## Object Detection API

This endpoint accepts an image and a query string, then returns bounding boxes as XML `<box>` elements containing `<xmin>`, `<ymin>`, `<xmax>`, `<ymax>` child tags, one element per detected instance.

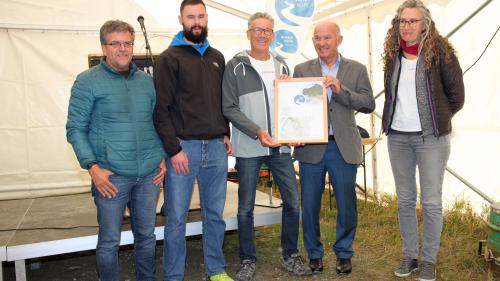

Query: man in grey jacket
<box><xmin>293</xmin><ymin>21</ymin><xmax>375</xmax><ymax>276</ymax></box>
<box><xmin>222</xmin><ymin>12</ymin><xmax>311</xmax><ymax>281</ymax></box>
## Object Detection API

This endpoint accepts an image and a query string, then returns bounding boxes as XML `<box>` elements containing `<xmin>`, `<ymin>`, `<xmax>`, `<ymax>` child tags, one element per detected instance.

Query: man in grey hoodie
<box><xmin>222</xmin><ymin>12</ymin><xmax>311</xmax><ymax>281</ymax></box>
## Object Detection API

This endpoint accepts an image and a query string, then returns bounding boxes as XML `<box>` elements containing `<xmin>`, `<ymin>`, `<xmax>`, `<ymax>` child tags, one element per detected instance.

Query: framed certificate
<box><xmin>274</xmin><ymin>77</ymin><xmax>328</xmax><ymax>143</ymax></box>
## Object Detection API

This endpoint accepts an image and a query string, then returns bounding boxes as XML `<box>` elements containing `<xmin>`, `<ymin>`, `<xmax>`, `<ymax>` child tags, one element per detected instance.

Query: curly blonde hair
<box><xmin>382</xmin><ymin>0</ymin><xmax>456</xmax><ymax>75</ymax></box>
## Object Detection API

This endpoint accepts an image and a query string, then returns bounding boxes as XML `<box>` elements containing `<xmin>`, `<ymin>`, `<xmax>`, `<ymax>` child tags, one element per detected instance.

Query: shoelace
<box><xmin>291</xmin><ymin>255</ymin><xmax>308</xmax><ymax>271</ymax></box>
<box><xmin>238</xmin><ymin>262</ymin><xmax>255</xmax><ymax>278</ymax></box>
<box><xmin>400</xmin><ymin>258</ymin><xmax>414</xmax><ymax>269</ymax></box>
<box><xmin>421</xmin><ymin>262</ymin><xmax>434</xmax><ymax>272</ymax></box>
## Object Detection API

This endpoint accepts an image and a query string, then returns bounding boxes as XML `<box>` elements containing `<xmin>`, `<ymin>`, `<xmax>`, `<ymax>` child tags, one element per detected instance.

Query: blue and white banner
<box><xmin>267</xmin><ymin>0</ymin><xmax>316</xmax><ymax>68</ymax></box>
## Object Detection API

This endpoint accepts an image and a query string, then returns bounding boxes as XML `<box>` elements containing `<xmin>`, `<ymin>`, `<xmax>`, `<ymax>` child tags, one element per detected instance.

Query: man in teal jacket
<box><xmin>66</xmin><ymin>20</ymin><xmax>166</xmax><ymax>281</ymax></box>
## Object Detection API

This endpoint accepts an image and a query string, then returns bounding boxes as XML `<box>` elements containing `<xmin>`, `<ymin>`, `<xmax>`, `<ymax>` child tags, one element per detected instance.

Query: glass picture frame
<box><xmin>274</xmin><ymin>77</ymin><xmax>328</xmax><ymax>143</ymax></box>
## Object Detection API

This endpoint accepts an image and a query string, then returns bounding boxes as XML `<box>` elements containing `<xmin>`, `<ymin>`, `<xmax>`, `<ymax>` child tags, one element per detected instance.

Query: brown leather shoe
<box><xmin>336</xmin><ymin>258</ymin><xmax>352</xmax><ymax>275</ymax></box>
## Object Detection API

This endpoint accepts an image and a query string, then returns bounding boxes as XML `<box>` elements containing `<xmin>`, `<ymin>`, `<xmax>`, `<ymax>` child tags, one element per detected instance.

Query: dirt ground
<box><xmin>2</xmin><ymin>228</ymin><xmax>376</xmax><ymax>281</ymax></box>
<box><xmin>1</xmin><ymin>230</ymin><xmax>331</xmax><ymax>281</ymax></box>
<box><xmin>2</xmin><ymin>196</ymin><xmax>492</xmax><ymax>281</ymax></box>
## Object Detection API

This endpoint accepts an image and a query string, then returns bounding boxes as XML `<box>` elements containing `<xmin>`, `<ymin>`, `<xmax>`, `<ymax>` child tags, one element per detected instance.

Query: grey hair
<box><xmin>99</xmin><ymin>20</ymin><xmax>135</xmax><ymax>45</ymax></box>
<box><xmin>247</xmin><ymin>12</ymin><xmax>274</xmax><ymax>29</ymax></box>
<box><xmin>396</xmin><ymin>0</ymin><xmax>433</xmax><ymax>48</ymax></box>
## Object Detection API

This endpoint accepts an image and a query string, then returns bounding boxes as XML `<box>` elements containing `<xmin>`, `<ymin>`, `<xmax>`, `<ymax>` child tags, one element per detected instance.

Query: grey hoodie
<box><xmin>222</xmin><ymin>51</ymin><xmax>290</xmax><ymax>158</ymax></box>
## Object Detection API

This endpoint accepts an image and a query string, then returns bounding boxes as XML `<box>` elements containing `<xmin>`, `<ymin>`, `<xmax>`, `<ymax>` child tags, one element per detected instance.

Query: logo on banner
<box><xmin>271</xmin><ymin>30</ymin><xmax>298</xmax><ymax>58</ymax></box>
<box><xmin>275</xmin><ymin>0</ymin><xmax>314</xmax><ymax>26</ymax></box>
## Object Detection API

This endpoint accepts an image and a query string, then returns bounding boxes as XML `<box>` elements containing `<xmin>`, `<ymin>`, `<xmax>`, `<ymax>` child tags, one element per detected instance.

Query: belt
<box><xmin>388</xmin><ymin>129</ymin><xmax>422</xmax><ymax>135</ymax></box>
<box><xmin>328</xmin><ymin>135</ymin><xmax>335</xmax><ymax>140</ymax></box>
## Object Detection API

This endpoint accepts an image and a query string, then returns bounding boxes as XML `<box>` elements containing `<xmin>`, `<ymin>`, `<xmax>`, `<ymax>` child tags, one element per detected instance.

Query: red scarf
<box><xmin>400</xmin><ymin>40</ymin><xmax>419</xmax><ymax>55</ymax></box>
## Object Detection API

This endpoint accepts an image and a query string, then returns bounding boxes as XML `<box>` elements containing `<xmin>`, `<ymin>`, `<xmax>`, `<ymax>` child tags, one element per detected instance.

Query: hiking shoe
<box><xmin>309</xmin><ymin>258</ymin><xmax>323</xmax><ymax>274</ymax></box>
<box><xmin>394</xmin><ymin>257</ymin><xmax>418</xmax><ymax>277</ymax></box>
<box><xmin>336</xmin><ymin>258</ymin><xmax>352</xmax><ymax>276</ymax></box>
<box><xmin>236</xmin><ymin>260</ymin><xmax>256</xmax><ymax>281</ymax></box>
<box><xmin>281</xmin><ymin>253</ymin><xmax>312</xmax><ymax>276</ymax></box>
<box><xmin>418</xmin><ymin>261</ymin><xmax>436</xmax><ymax>281</ymax></box>
<box><xmin>209</xmin><ymin>271</ymin><xmax>234</xmax><ymax>281</ymax></box>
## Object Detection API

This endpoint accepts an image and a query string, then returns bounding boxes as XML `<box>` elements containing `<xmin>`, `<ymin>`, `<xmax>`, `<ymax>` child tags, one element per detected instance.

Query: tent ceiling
<box><xmin>204</xmin><ymin>0</ymin><xmax>251</xmax><ymax>20</ymax></box>
<box><xmin>314</xmin><ymin>0</ymin><xmax>385</xmax><ymax>22</ymax></box>
<box><xmin>204</xmin><ymin>0</ymin><xmax>368</xmax><ymax>22</ymax></box>
<box><xmin>0</xmin><ymin>0</ymin><xmax>372</xmax><ymax>32</ymax></box>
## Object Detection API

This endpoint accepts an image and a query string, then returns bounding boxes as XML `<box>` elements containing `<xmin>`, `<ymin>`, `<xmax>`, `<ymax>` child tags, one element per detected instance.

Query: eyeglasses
<box><xmin>248</xmin><ymin>28</ymin><xmax>273</xmax><ymax>36</ymax></box>
<box><xmin>399</xmin><ymin>19</ymin><xmax>423</xmax><ymax>27</ymax></box>
<box><xmin>103</xmin><ymin>41</ymin><xmax>134</xmax><ymax>49</ymax></box>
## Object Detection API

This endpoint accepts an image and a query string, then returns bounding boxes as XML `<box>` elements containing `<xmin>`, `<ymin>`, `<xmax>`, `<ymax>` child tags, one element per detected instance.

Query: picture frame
<box><xmin>274</xmin><ymin>77</ymin><xmax>328</xmax><ymax>144</ymax></box>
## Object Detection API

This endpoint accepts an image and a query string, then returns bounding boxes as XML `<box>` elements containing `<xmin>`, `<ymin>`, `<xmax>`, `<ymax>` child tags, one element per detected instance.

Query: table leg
<box><xmin>363</xmin><ymin>145</ymin><xmax>367</xmax><ymax>202</ymax></box>
<box><xmin>15</xmin><ymin>260</ymin><xmax>26</xmax><ymax>281</ymax></box>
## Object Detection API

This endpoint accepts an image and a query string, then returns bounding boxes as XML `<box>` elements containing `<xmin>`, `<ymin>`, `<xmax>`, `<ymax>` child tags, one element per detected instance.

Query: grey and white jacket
<box><xmin>222</xmin><ymin>51</ymin><xmax>290</xmax><ymax>158</ymax></box>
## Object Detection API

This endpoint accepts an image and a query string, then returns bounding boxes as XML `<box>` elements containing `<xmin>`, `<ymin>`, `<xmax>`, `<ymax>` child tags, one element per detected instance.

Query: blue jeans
<box><xmin>388</xmin><ymin>133</ymin><xmax>450</xmax><ymax>264</ymax></box>
<box><xmin>92</xmin><ymin>169</ymin><xmax>160</xmax><ymax>281</ymax></box>
<box><xmin>235</xmin><ymin>151</ymin><xmax>300</xmax><ymax>262</ymax></box>
<box><xmin>299</xmin><ymin>140</ymin><xmax>357</xmax><ymax>260</ymax></box>
<box><xmin>163</xmin><ymin>139</ymin><xmax>228</xmax><ymax>281</ymax></box>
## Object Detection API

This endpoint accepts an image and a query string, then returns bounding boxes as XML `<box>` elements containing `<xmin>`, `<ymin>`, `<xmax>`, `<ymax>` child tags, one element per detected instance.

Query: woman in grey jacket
<box><xmin>381</xmin><ymin>1</ymin><xmax>464</xmax><ymax>281</ymax></box>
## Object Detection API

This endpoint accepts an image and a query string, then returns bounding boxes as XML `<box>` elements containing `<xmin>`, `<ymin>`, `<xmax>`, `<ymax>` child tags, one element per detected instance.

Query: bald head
<box><xmin>312</xmin><ymin>21</ymin><xmax>343</xmax><ymax>66</ymax></box>
<box><xmin>314</xmin><ymin>21</ymin><xmax>341</xmax><ymax>37</ymax></box>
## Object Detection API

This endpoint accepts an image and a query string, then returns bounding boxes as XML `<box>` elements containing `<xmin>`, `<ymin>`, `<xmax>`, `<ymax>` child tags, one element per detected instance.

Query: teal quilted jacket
<box><xmin>66</xmin><ymin>59</ymin><xmax>165</xmax><ymax>177</ymax></box>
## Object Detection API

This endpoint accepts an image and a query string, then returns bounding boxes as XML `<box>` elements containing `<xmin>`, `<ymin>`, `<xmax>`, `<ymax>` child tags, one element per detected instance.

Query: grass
<box><xmin>232</xmin><ymin>183</ymin><xmax>492</xmax><ymax>280</ymax></box>
<box><xmin>3</xmin><ymin>182</ymin><xmax>492</xmax><ymax>280</ymax></box>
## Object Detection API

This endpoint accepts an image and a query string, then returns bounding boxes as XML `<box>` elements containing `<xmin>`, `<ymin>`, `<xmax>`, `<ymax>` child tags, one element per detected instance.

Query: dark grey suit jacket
<box><xmin>293</xmin><ymin>55</ymin><xmax>375</xmax><ymax>164</ymax></box>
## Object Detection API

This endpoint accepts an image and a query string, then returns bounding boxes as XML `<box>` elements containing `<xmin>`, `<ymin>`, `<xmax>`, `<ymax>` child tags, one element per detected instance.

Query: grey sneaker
<box><xmin>236</xmin><ymin>260</ymin><xmax>256</xmax><ymax>281</ymax></box>
<box><xmin>281</xmin><ymin>253</ymin><xmax>313</xmax><ymax>276</ymax></box>
<box><xmin>394</xmin><ymin>257</ymin><xmax>418</xmax><ymax>277</ymax></box>
<box><xmin>418</xmin><ymin>261</ymin><xmax>436</xmax><ymax>281</ymax></box>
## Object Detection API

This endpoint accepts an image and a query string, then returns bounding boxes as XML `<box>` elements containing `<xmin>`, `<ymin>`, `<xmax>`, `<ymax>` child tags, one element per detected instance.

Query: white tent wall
<box><xmin>0</xmin><ymin>0</ymin><xmax>499</xmax><ymax>211</ymax></box>
<box><xmin>0</xmin><ymin>0</ymin><xmax>250</xmax><ymax>199</ymax></box>
<box><xmin>297</xmin><ymin>0</ymin><xmax>500</xmax><ymax>212</ymax></box>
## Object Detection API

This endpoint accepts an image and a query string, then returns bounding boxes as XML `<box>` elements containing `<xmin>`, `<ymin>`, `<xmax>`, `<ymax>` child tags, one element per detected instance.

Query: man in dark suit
<box><xmin>293</xmin><ymin>20</ymin><xmax>375</xmax><ymax>276</ymax></box>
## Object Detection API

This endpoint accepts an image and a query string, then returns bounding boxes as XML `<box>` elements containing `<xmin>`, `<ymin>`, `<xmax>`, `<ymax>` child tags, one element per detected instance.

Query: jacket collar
<box><xmin>310</xmin><ymin>54</ymin><xmax>348</xmax><ymax>79</ymax></box>
<box><xmin>234</xmin><ymin>50</ymin><xmax>287</xmax><ymax>65</ymax></box>
<box><xmin>99</xmin><ymin>58</ymin><xmax>138</xmax><ymax>77</ymax></box>
<box><xmin>232</xmin><ymin>50</ymin><xmax>289</xmax><ymax>76</ymax></box>
<box><xmin>169</xmin><ymin>31</ymin><xmax>210</xmax><ymax>55</ymax></box>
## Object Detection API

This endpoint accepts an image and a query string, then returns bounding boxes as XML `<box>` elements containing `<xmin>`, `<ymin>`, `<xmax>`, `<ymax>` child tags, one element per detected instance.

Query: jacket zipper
<box><xmin>387</xmin><ymin>55</ymin><xmax>403</xmax><ymax>133</ymax></box>
<box><xmin>425</xmin><ymin>72</ymin><xmax>439</xmax><ymax>137</ymax></box>
<box><xmin>241</xmin><ymin>60</ymin><xmax>273</xmax><ymax>155</ymax></box>
<box><xmin>126</xmin><ymin>73</ymin><xmax>141</xmax><ymax>176</ymax></box>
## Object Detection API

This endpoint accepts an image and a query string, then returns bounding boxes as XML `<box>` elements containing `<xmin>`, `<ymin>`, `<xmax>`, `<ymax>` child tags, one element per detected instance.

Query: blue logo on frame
<box><xmin>294</xmin><ymin>95</ymin><xmax>306</xmax><ymax>105</ymax></box>
<box><xmin>271</xmin><ymin>30</ymin><xmax>298</xmax><ymax>56</ymax></box>
<box><xmin>275</xmin><ymin>0</ymin><xmax>315</xmax><ymax>26</ymax></box>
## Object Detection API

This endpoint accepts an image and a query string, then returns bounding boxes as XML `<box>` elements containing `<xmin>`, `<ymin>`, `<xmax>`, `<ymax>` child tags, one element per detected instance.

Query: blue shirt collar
<box><xmin>319</xmin><ymin>55</ymin><xmax>341</xmax><ymax>75</ymax></box>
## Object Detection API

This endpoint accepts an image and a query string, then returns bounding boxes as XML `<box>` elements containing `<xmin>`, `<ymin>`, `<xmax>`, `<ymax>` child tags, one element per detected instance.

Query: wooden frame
<box><xmin>274</xmin><ymin>77</ymin><xmax>328</xmax><ymax>143</ymax></box>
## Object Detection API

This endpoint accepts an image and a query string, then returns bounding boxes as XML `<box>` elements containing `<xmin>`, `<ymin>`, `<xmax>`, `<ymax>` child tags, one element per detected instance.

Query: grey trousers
<box><xmin>388</xmin><ymin>133</ymin><xmax>450</xmax><ymax>264</ymax></box>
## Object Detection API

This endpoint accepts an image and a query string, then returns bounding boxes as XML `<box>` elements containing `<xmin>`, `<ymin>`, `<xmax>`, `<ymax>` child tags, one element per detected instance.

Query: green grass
<box><xmin>227</xmin><ymin>184</ymin><xmax>492</xmax><ymax>280</ymax></box>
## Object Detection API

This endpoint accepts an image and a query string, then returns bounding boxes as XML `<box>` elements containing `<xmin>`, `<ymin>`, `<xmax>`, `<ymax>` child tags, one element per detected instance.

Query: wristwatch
<box><xmin>87</xmin><ymin>162</ymin><xmax>97</xmax><ymax>170</ymax></box>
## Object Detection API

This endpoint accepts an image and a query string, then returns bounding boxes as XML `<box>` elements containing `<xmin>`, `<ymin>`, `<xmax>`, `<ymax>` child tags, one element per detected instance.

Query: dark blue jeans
<box><xmin>235</xmin><ymin>151</ymin><xmax>300</xmax><ymax>262</ymax></box>
<box><xmin>92</xmin><ymin>169</ymin><xmax>160</xmax><ymax>281</ymax></box>
<box><xmin>299</xmin><ymin>140</ymin><xmax>357</xmax><ymax>260</ymax></box>
<box><xmin>163</xmin><ymin>139</ymin><xmax>228</xmax><ymax>281</ymax></box>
